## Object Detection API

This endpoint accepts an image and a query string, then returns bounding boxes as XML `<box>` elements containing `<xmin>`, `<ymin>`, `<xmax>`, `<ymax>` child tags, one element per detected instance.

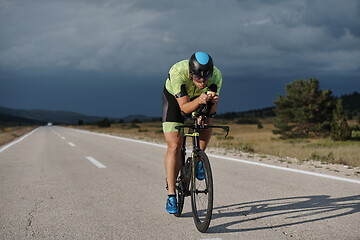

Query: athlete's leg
<box><xmin>199</xmin><ymin>118</ymin><xmax>213</xmax><ymax>151</ymax></box>
<box><xmin>164</xmin><ymin>131</ymin><xmax>183</xmax><ymax>195</ymax></box>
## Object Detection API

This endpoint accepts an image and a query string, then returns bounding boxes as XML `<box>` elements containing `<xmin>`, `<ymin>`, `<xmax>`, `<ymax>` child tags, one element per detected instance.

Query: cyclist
<box><xmin>162</xmin><ymin>52</ymin><xmax>222</xmax><ymax>214</ymax></box>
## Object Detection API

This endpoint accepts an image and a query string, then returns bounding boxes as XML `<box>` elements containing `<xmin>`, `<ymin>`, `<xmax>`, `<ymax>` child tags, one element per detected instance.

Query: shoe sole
<box><xmin>167</xmin><ymin>210</ymin><xmax>178</xmax><ymax>214</ymax></box>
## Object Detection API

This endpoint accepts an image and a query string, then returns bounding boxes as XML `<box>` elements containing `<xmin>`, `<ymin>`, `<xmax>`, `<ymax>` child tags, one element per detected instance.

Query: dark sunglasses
<box><xmin>193</xmin><ymin>74</ymin><xmax>211</xmax><ymax>82</ymax></box>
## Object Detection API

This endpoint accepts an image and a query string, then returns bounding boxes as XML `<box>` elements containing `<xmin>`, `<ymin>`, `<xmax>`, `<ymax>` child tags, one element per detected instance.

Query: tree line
<box><xmin>76</xmin><ymin>78</ymin><xmax>359</xmax><ymax>142</ymax></box>
<box><xmin>273</xmin><ymin>78</ymin><xmax>358</xmax><ymax>141</ymax></box>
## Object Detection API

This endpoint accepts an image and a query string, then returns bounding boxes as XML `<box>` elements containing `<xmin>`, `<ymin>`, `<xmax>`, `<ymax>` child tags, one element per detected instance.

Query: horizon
<box><xmin>1</xmin><ymin>90</ymin><xmax>358</xmax><ymax>119</ymax></box>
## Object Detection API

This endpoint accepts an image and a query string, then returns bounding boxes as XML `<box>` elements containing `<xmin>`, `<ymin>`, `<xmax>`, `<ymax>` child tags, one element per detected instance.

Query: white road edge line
<box><xmin>0</xmin><ymin>128</ymin><xmax>39</xmax><ymax>153</ymax></box>
<box><xmin>68</xmin><ymin>127</ymin><xmax>360</xmax><ymax>185</ymax></box>
<box><xmin>86</xmin><ymin>156</ymin><xmax>107</xmax><ymax>168</ymax></box>
<box><xmin>207</xmin><ymin>153</ymin><xmax>360</xmax><ymax>185</ymax></box>
<box><xmin>68</xmin><ymin>142</ymin><xmax>76</xmax><ymax>147</ymax></box>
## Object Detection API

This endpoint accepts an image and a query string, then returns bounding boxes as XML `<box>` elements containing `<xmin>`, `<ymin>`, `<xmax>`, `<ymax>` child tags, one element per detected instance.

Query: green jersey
<box><xmin>165</xmin><ymin>60</ymin><xmax>222</xmax><ymax>99</ymax></box>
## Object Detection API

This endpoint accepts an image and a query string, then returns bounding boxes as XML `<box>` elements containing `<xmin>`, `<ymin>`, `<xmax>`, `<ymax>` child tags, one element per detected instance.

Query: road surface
<box><xmin>0</xmin><ymin>126</ymin><xmax>359</xmax><ymax>239</ymax></box>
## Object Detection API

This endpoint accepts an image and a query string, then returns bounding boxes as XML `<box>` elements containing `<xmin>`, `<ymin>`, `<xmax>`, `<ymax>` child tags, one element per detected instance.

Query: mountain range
<box><xmin>0</xmin><ymin>106</ymin><xmax>158</xmax><ymax>126</ymax></box>
<box><xmin>1</xmin><ymin>92</ymin><xmax>358</xmax><ymax>126</ymax></box>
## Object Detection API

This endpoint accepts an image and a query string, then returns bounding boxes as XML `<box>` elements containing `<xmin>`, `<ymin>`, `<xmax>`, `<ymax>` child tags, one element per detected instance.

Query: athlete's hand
<box><xmin>207</xmin><ymin>91</ymin><xmax>216</xmax><ymax>99</ymax></box>
<box><xmin>210</xmin><ymin>95</ymin><xmax>219</xmax><ymax>104</ymax></box>
<box><xmin>197</xmin><ymin>93</ymin><xmax>210</xmax><ymax>104</ymax></box>
<box><xmin>207</xmin><ymin>91</ymin><xmax>218</xmax><ymax>104</ymax></box>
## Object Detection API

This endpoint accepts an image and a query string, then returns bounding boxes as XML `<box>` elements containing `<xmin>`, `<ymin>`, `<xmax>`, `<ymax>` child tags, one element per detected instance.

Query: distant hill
<box><xmin>216</xmin><ymin>91</ymin><xmax>360</xmax><ymax>121</ymax></box>
<box><xmin>217</xmin><ymin>107</ymin><xmax>275</xmax><ymax>120</ymax></box>
<box><xmin>121</xmin><ymin>115</ymin><xmax>161</xmax><ymax>123</ymax></box>
<box><xmin>1</xmin><ymin>91</ymin><xmax>358</xmax><ymax>126</ymax></box>
<box><xmin>0</xmin><ymin>113</ymin><xmax>46</xmax><ymax>127</ymax></box>
<box><xmin>0</xmin><ymin>106</ymin><xmax>159</xmax><ymax>125</ymax></box>
<box><xmin>0</xmin><ymin>106</ymin><xmax>107</xmax><ymax>125</ymax></box>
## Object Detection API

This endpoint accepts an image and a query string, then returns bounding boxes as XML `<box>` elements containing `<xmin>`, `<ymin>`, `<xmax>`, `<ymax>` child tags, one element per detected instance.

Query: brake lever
<box><xmin>193</xmin><ymin>104</ymin><xmax>207</xmax><ymax>119</ymax></box>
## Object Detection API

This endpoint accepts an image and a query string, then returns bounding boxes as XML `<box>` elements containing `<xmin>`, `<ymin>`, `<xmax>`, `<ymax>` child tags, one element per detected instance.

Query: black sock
<box><xmin>168</xmin><ymin>194</ymin><xmax>176</xmax><ymax>198</ymax></box>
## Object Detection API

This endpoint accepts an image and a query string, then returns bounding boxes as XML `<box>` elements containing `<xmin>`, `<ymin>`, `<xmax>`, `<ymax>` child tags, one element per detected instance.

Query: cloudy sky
<box><xmin>1</xmin><ymin>0</ymin><xmax>359</xmax><ymax>118</ymax></box>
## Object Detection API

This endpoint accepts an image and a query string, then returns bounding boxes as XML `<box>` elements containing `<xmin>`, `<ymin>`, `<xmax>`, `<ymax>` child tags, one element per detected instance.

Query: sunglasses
<box><xmin>192</xmin><ymin>74</ymin><xmax>211</xmax><ymax>82</ymax></box>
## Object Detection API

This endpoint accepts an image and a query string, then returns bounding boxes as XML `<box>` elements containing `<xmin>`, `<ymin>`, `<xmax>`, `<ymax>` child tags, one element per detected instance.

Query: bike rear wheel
<box><xmin>175</xmin><ymin>155</ymin><xmax>191</xmax><ymax>217</ymax></box>
<box><xmin>191</xmin><ymin>151</ymin><xmax>213</xmax><ymax>232</ymax></box>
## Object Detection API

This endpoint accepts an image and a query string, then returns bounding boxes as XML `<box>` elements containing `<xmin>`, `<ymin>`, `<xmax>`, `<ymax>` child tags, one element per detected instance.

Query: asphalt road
<box><xmin>0</xmin><ymin>126</ymin><xmax>359</xmax><ymax>240</ymax></box>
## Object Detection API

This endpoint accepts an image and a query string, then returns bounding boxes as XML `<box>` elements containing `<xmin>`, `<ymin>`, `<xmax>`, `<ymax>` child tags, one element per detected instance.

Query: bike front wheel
<box><xmin>191</xmin><ymin>150</ymin><xmax>213</xmax><ymax>233</ymax></box>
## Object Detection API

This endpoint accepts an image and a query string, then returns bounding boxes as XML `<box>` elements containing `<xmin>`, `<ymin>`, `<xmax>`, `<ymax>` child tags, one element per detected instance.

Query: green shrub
<box><xmin>96</xmin><ymin>118</ymin><xmax>111</xmax><ymax>128</ymax></box>
<box><xmin>235</xmin><ymin>143</ymin><xmax>255</xmax><ymax>153</ymax></box>
<box><xmin>236</xmin><ymin>118</ymin><xmax>260</xmax><ymax>124</ymax></box>
<box><xmin>121</xmin><ymin>123</ymin><xmax>140</xmax><ymax>129</ymax></box>
<box><xmin>331</xmin><ymin>99</ymin><xmax>351</xmax><ymax>141</ymax></box>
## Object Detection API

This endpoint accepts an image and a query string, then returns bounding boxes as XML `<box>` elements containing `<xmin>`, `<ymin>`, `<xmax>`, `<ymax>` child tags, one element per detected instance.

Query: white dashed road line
<box><xmin>86</xmin><ymin>156</ymin><xmax>107</xmax><ymax>168</ymax></box>
<box><xmin>54</xmin><ymin>130</ymin><xmax>106</xmax><ymax>169</ymax></box>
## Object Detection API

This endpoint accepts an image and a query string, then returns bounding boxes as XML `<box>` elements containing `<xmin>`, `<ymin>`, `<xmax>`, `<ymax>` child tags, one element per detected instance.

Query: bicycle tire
<box><xmin>174</xmin><ymin>150</ymin><xmax>190</xmax><ymax>217</ymax></box>
<box><xmin>174</xmin><ymin>167</ymin><xmax>185</xmax><ymax>217</ymax></box>
<box><xmin>191</xmin><ymin>150</ymin><xmax>213</xmax><ymax>232</ymax></box>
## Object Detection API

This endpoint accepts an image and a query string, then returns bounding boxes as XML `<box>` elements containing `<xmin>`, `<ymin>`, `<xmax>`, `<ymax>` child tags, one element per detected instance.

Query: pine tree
<box><xmin>273</xmin><ymin>78</ymin><xmax>335</xmax><ymax>138</ymax></box>
<box><xmin>331</xmin><ymin>99</ymin><xmax>351</xmax><ymax>141</ymax></box>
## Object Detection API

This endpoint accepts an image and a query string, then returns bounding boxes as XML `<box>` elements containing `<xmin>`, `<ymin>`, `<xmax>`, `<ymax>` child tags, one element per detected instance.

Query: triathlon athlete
<box><xmin>162</xmin><ymin>52</ymin><xmax>223</xmax><ymax>214</ymax></box>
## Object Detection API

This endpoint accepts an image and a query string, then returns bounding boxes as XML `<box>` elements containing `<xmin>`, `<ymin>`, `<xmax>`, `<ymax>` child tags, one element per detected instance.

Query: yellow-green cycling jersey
<box><xmin>165</xmin><ymin>60</ymin><xmax>222</xmax><ymax>99</ymax></box>
<box><xmin>162</xmin><ymin>59</ymin><xmax>223</xmax><ymax>133</ymax></box>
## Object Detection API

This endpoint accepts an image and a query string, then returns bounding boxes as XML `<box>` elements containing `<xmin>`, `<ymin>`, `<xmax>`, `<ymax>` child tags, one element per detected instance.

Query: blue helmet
<box><xmin>189</xmin><ymin>52</ymin><xmax>214</xmax><ymax>78</ymax></box>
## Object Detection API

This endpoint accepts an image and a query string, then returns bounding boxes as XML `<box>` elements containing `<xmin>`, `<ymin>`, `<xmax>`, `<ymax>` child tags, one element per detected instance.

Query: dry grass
<box><xmin>74</xmin><ymin>122</ymin><xmax>166</xmax><ymax>143</ymax></box>
<box><xmin>73</xmin><ymin>120</ymin><xmax>360</xmax><ymax>167</ymax></box>
<box><xmin>0</xmin><ymin>126</ymin><xmax>37</xmax><ymax>147</ymax></box>
<box><xmin>2</xmin><ymin>121</ymin><xmax>358</xmax><ymax>168</ymax></box>
<box><xmin>211</xmin><ymin>121</ymin><xmax>360</xmax><ymax>167</ymax></box>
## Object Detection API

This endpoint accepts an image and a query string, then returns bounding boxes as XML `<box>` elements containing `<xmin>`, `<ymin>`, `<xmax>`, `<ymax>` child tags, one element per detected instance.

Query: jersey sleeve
<box><xmin>212</xmin><ymin>67</ymin><xmax>222</xmax><ymax>96</ymax></box>
<box><xmin>168</xmin><ymin>63</ymin><xmax>189</xmax><ymax>98</ymax></box>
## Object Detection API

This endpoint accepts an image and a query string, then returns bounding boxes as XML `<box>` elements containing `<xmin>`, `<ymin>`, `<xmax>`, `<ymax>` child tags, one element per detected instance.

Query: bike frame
<box><xmin>176</xmin><ymin>116</ymin><xmax>229</xmax><ymax>181</ymax></box>
<box><xmin>174</xmin><ymin>113</ymin><xmax>229</xmax><ymax>232</ymax></box>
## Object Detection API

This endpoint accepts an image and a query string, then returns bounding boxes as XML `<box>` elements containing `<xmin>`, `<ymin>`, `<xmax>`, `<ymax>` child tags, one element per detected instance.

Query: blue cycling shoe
<box><xmin>196</xmin><ymin>161</ymin><xmax>205</xmax><ymax>180</ymax></box>
<box><xmin>166</xmin><ymin>195</ymin><xmax>178</xmax><ymax>214</ymax></box>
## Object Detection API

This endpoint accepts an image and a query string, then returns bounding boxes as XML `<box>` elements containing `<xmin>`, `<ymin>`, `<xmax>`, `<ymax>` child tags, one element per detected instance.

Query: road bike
<box><xmin>174</xmin><ymin>107</ymin><xmax>229</xmax><ymax>233</ymax></box>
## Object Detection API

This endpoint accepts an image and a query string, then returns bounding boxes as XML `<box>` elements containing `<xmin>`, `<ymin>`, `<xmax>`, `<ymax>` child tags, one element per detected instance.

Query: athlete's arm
<box><xmin>176</xmin><ymin>93</ymin><xmax>210</xmax><ymax>114</ymax></box>
<box><xmin>176</xmin><ymin>93</ymin><xmax>219</xmax><ymax>115</ymax></box>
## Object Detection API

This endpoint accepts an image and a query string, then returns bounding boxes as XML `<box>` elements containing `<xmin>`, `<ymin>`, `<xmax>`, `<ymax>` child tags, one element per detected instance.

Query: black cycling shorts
<box><xmin>162</xmin><ymin>86</ymin><xmax>185</xmax><ymax>123</ymax></box>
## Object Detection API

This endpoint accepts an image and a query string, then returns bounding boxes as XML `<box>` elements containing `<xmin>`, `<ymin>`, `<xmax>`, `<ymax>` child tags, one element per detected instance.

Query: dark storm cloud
<box><xmin>0</xmin><ymin>0</ymin><xmax>359</xmax><ymax>116</ymax></box>
<box><xmin>1</xmin><ymin>0</ymin><xmax>359</xmax><ymax>75</ymax></box>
